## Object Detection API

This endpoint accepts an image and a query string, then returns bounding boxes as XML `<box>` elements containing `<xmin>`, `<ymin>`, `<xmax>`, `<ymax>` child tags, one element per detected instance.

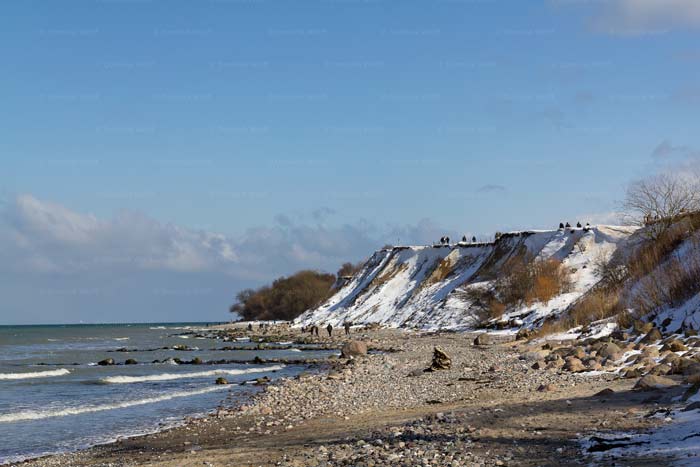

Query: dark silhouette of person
<box><xmin>247</xmin><ymin>323</ymin><xmax>253</xmax><ymax>332</ymax></box>
<box><xmin>326</xmin><ymin>324</ymin><xmax>333</xmax><ymax>337</ymax></box>
<box><xmin>344</xmin><ymin>322</ymin><xmax>351</xmax><ymax>336</ymax></box>
<box><xmin>565</xmin><ymin>222</ymin><xmax>571</xmax><ymax>228</ymax></box>
<box><xmin>577</xmin><ymin>222</ymin><xmax>582</xmax><ymax>228</ymax></box>
<box><xmin>445</xmin><ymin>236</ymin><xmax>450</xmax><ymax>244</ymax></box>
<box><xmin>462</xmin><ymin>235</ymin><xmax>467</xmax><ymax>242</ymax></box>
<box><xmin>559</xmin><ymin>223</ymin><xmax>564</xmax><ymax>229</ymax></box>
<box><xmin>472</xmin><ymin>236</ymin><xmax>477</xmax><ymax>243</ymax></box>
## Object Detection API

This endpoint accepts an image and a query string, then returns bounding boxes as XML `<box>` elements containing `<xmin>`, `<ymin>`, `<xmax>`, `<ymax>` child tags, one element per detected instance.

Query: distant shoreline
<box><xmin>0</xmin><ymin>321</ymin><xmax>233</xmax><ymax>328</ymax></box>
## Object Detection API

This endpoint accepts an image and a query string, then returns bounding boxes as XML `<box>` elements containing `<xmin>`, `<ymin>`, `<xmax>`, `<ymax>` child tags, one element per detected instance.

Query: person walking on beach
<box><xmin>326</xmin><ymin>323</ymin><xmax>333</xmax><ymax>337</ymax></box>
<box><xmin>344</xmin><ymin>321</ymin><xmax>351</xmax><ymax>336</ymax></box>
<box><xmin>247</xmin><ymin>323</ymin><xmax>253</xmax><ymax>332</ymax></box>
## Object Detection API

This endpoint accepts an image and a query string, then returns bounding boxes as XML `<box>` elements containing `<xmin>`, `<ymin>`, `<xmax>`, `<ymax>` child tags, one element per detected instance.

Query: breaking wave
<box><xmin>99</xmin><ymin>365</ymin><xmax>284</xmax><ymax>384</ymax></box>
<box><xmin>0</xmin><ymin>386</ymin><xmax>226</xmax><ymax>423</ymax></box>
<box><xmin>0</xmin><ymin>369</ymin><xmax>71</xmax><ymax>381</ymax></box>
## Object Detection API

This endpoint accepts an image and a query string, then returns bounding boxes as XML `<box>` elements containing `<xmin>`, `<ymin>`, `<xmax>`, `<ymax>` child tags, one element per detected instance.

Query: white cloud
<box><xmin>1</xmin><ymin>194</ymin><xmax>456</xmax><ymax>279</ymax></box>
<box><xmin>0</xmin><ymin>194</ymin><xmax>467</xmax><ymax>323</ymax></box>
<box><xmin>1</xmin><ymin>195</ymin><xmax>239</xmax><ymax>274</ymax></box>
<box><xmin>592</xmin><ymin>0</ymin><xmax>700</xmax><ymax>34</ymax></box>
<box><xmin>648</xmin><ymin>140</ymin><xmax>700</xmax><ymax>178</ymax></box>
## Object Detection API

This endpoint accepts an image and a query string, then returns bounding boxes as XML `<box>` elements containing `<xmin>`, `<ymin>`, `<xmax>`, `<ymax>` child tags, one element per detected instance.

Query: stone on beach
<box><xmin>429</xmin><ymin>346</ymin><xmax>452</xmax><ymax>371</ymax></box>
<box><xmin>634</xmin><ymin>375</ymin><xmax>677</xmax><ymax>391</ymax></box>
<box><xmin>473</xmin><ymin>333</ymin><xmax>490</xmax><ymax>346</ymax></box>
<box><xmin>340</xmin><ymin>340</ymin><xmax>368</xmax><ymax>358</ymax></box>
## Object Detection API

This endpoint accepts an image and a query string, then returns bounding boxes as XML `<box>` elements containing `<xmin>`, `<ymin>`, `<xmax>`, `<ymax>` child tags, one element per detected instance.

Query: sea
<box><xmin>0</xmin><ymin>323</ymin><xmax>334</xmax><ymax>464</ymax></box>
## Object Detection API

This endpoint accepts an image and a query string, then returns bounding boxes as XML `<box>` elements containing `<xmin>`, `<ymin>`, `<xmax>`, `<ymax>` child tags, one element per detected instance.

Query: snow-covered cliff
<box><xmin>295</xmin><ymin>226</ymin><xmax>638</xmax><ymax>331</ymax></box>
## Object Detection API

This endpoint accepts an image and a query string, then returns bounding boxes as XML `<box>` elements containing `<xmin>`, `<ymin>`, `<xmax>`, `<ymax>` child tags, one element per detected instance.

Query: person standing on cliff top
<box><xmin>326</xmin><ymin>323</ymin><xmax>333</xmax><ymax>337</ymax></box>
<box><xmin>344</xmin><ymin>322</ymin><xmax>351</xmax><ymax>336</ymax></box>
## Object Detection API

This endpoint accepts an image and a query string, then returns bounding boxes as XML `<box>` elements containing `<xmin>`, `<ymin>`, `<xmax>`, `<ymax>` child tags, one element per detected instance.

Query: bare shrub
<box><xmin>464</xmin><ymin>287</ymin><xmax>505</xmax><ymax>321</ymax></box>
<box><xmin>496</xmin><ymin>255</ymin><xmax>571</xmax><ymax>307</ymax></box>
<box><xmin>337</xmin><ymin>261</ymin><xmax>363</xmax><ymax>278</ymax></box>
<box><xmin>626</xmin><ymin>212</ymin><xmax>700</xmax><ymax>281</ymax></box>
<box><xmin>594</xmin><ymin>250</ymin><xmax>628</xmax><ymax>289</ymax></box>
<box><xmin>623</xmin><ymin>173</ymin><xmax>700</xmax><ymax>239</ymax></box>
<box><xmin>629</xmin><ymin>251</ymin><xmax>700</xmax><ymax>319</ymax></box>
<box><xmin>568</xmin><ymin>288</ymin><xmax>623</xmax><ymax>327</ymax></box>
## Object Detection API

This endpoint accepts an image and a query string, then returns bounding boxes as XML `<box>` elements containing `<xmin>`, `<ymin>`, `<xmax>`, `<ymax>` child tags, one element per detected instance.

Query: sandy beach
<box><xmin>16</xmin><ymin>326</ymin><xmax>680</xmax><ymax>467</ymax></box>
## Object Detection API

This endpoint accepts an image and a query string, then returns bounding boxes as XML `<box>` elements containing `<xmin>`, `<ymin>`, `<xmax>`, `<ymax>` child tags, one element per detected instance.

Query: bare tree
<box><xmin>623</xmin><ymin>173</ymin><xmax>700</xmax><ymax>239</ymax></box>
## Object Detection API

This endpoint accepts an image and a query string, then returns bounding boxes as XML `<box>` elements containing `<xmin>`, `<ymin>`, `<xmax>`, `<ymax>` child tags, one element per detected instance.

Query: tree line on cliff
<box><xmin>229</xmin><ymin>262</ymin><xmax>362</xmax><ymax>321</ymax></box>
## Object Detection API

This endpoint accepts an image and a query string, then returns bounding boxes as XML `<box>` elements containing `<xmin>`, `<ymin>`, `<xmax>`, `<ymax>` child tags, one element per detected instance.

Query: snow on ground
<box><xmin>295</xmin><ymin>226</ymin><xmax>637</xmax><ymax>330</ymax></box>
<box><xmin>582</xmin><ymin>393</ymin><xmax>700</xmax><ymax>466</ymax></box>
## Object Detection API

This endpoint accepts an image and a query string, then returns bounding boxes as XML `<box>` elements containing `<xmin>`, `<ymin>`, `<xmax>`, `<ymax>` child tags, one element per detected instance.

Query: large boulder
<box><xmin>341</xmin><ymin>340</ymin><xmax>368</xmax><ymax>358</ymax></box>
<box><xmin>429</xmin><ymin>347</ymin><xmax>452</xmax><ymax>371</ymax></box>
<box><xmin>522</xmin><ymin>350</ymin><xmax>550</xmax><ymax>362</ymax></box>
<box><xmin>640</xmin><ymin>328</ymin><xmax>663</xmax><ymax>344</ymax></box>
<box><xmin>598</xmin><ymin>342</ymin><xmax>622</xmax><ymax>360</ymax></box>
<box><xmin>98</xmin><ymin>358</ymin><xmax>115</xmax><ymax>366</ymax></box>
<box><xmin>586</xmin><ymin>360</ymin><xmax>603</xmax><ymax>372</ymax></box>
<box><xmin>678</xmin><ymin>361</ymin><xmax>700</xmax><ymax>376</ymax></box>
<box><xmin>648</xmin><ymin>363</ymin><xmax>672</xmax><ymax>376</ymax></box>
<box><xmin>567</xmin><ymin>346</ymin><xmax>587</xmax><ymax>359</ymax></box>
<box><xmin>624</xmin><ymin>367</ymin><xmax>645</xmax><ymax>379</ymax></box>
<box><xmin>669</xmin><ymin>357</ymin><xmax>693</xmax><ymax>375</ymax></box>
<box><xmin>564</xmin><ymin>357</ymin><xmax>585</xmax><ymax>373</ymax></box>
<box><xmin>473</xmin><ymin>333</ymin><xmax>490</xmax><ymax>346</ymax></box>
<box><xmin>663</xmin><ymin>339</ymin><xmax>689</xmax><ymax>352</ymax></box>
<box><xmin>634</xmin><ymin>374</ymin><xmax>677</xmax><ymax>391</ymax></box>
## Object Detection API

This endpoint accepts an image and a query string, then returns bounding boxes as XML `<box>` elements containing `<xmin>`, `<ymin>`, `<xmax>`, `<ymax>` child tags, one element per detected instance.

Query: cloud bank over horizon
<box><xmin>588</xmin><ymin>0</ymin><xmax>700</xmax><ymax>34</ymax></box>
<box><xmin>0</xmin><ymin>194</ymin><xmax>455</xmax><ymax>324</ymax></box>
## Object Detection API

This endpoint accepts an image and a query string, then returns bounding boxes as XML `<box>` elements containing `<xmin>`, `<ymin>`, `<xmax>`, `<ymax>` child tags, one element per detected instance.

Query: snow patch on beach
<box><xmin>583</xmin><ymin>395</ymin><xmax>700</xmax><ymax>466</ymax></box>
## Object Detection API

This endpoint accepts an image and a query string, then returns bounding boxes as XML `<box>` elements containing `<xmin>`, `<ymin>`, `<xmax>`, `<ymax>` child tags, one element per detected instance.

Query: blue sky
<box><xmin>2</xmin><ymin>0</ymin><xmax>700</xmax><ymax>324</ymax></box>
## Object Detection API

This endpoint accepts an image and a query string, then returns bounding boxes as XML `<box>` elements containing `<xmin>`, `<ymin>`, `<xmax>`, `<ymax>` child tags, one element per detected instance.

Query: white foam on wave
<box><xmin>100</xmin><ymin>365</ymin><xmax>285</xmax><ymax>384</ymax></box>
<box><xmin>0</xmin><ymin>369</ymin><xmax>71</xmax><ymax>381</ymax></box>
<box><xmin>113</xmin><ymin>337</ymin><xmax>130</xmax><ymax>341</ymax></box>
<box><xmin>0</xmin><ymin>386</ymin><xmax>226</xmax><ymax>423</ymax></box>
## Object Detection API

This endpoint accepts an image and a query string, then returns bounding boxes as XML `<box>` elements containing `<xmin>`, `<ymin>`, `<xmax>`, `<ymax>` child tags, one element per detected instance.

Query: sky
<box><xmin>2</xmin><ymin>0</ymin><xmax>700</xmax><ymax>324</ymax></box>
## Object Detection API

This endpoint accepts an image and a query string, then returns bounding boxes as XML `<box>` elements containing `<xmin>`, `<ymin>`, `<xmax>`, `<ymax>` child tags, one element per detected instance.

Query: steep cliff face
<box><xmin>296</xmin><ymin>226</ymin><xmax>638</xmax><ymax>330</ymax></box>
